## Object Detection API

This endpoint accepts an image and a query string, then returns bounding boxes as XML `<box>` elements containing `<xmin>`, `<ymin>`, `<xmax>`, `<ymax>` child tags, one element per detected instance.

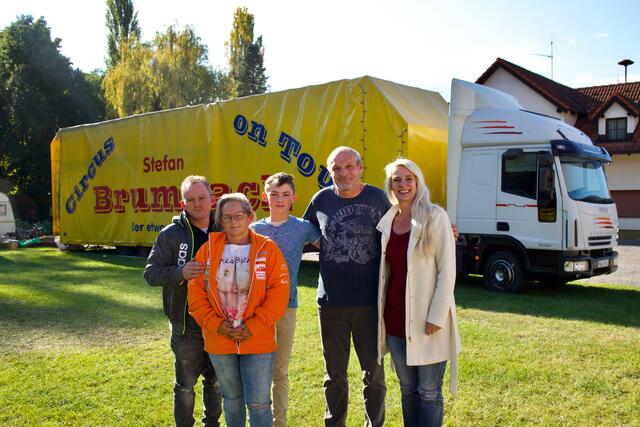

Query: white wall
<box><xmin>606</xmin><ymin>154</ymin><xmax>640</xmax><ymax>190</ymax></box>
<box><xmin>597</xmin><ymin>103</ymin><xmax>638</xmax><ymax>135</ymax></box>
<box><xmin>483</xmin><ymin>69</ymin><xmax>577</xmax><ymax>125</ymax></box>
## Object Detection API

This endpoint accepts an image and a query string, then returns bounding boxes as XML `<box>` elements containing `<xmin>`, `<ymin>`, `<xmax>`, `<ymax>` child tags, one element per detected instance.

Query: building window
<box><xmin>501</xmin><ymin>152</ymin><xmax>537</xmax><ymax>200</ymax></box>
<box><xmin>606</xmin><ymin>117</ymin><xmax>627</xmax><ymax>141</ymax></box>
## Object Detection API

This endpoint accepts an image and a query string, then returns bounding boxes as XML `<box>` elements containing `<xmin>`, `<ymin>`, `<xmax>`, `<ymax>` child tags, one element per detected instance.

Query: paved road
<box><xmin>575</xmin><ymin>243</ymin><xmax>640</xmax><ymax>287</ymax></box>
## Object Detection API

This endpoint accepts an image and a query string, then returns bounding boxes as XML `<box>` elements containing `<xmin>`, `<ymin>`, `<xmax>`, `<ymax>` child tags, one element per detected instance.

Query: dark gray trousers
<box><xmin>318</xmin><ymin>305</ymin><xmax>386</xmax><ymax>427</ymax></box>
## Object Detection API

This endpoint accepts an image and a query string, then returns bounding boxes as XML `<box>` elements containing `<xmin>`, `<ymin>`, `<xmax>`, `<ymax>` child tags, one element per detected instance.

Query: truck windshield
<box><xmin>559</xmin><ymin>156</ymin><xmax>613</xmax><ymax>204</ymax></box>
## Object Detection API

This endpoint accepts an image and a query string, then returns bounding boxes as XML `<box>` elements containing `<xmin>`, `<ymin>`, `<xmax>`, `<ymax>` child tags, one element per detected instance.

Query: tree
<box><xmin>102</xmin><ymin>25</ymin><xmax>227</xmax><ymax>117</ymax></box>
<box><xmin>0</xmin><ymin>16</ymin><xmax>105</xmax><ymax>209</ymax></box>
<box><xmin>106</xmin><ymin>0</ymin><xmax>141</xmax><ymax>67</ymax></box>
<box><xmin>237</xmin><ymin>36</ymin><xmax>267</xmax><ymax>97</ymax></box>
<box><xmin>225</xmin><ymin>7</ymin><xmax>268</xmax><ymax>97</ymax></box>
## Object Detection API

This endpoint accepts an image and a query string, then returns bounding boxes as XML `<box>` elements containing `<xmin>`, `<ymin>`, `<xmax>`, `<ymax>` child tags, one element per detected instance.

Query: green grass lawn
<box><xmin>1</xmin><ymin>247</ymin><xmax>639</xmax><ymax>426</ymax></box>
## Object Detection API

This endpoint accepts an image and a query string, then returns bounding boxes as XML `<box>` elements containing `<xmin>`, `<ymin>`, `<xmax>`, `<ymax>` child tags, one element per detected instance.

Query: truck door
<box><xmin>496</xmin><ymin>150</ymin><xmax>562</xmax><ymax>250</ymax></box>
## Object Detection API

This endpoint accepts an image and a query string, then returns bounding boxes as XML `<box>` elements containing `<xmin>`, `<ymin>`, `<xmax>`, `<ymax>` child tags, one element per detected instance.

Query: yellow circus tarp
<box><xmin>51</xmin><ymin>76</ymin><xmax>449</xmax><ymax>246</ymax></box>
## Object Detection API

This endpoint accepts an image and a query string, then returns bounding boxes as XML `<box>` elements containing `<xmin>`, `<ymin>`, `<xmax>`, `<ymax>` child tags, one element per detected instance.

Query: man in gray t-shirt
<box><xmin>303</xmin><ymin>147</ymin><xmax>389</xmax><ymax>427</ymax></box>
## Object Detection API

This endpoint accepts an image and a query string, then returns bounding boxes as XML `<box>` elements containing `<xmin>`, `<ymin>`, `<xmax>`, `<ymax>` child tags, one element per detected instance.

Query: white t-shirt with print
<box><xmin>216</xmin><ymin>244</ymin><xmax>251</xmax><ymax>327</ymax></box>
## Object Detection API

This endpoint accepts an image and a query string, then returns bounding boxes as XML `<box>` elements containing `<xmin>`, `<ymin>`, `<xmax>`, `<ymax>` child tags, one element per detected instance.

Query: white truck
<box><xmin>447</xmin><ymin>79</ymin><xmax>618</xmax><ymax>292</ymax></box>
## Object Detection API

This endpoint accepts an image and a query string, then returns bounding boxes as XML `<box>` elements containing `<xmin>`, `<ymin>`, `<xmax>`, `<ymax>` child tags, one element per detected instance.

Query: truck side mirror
<box><xmin>537</xmin><ymin>153</ymin><xmax>557</xmax><ymax>223</ymax></box>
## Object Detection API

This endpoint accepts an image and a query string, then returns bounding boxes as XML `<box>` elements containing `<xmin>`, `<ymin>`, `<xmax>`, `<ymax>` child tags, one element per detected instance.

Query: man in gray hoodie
<box><xmin>144</xmin><ymin>175</ymin><xmax>222</xmax><ymax>427</ymax></box>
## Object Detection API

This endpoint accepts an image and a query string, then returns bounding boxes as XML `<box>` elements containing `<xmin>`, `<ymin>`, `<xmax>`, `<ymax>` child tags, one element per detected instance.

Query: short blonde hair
<box><xmin>180</xmin><ymin>175</ymin><xmax>211</xmax><ymax>199</ymax></box>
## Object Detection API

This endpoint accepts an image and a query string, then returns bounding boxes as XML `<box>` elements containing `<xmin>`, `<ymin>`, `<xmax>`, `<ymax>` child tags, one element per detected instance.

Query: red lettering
<box><xmin>260</xmin><ymin>174</ymin><xmax>270</xmax><ymax>212</ymax></box>
<box><xmin>150</xmin><ymin>186</ymin><xmax>180</xmax><ymax>212</ymax></box>
<box><xmin>130</xmin><ymin>188</ymin><xmax>150</xmax><ymax>212</ymax></box>
<box><xmin>211</xmin><ymin>183</ymin><xmax>231</xmax><ymax>204</ymax></box>
<box><xmin>113</xmin><ymin>189</ymin><xmax>130</xmax><ymax>213</ymax></box>
<box><xmin>142</xmin><ymin>155</ymin><xmax>185</xmax><ymax>173</ymax></box>
<box><xmin>94</xmin><ymin>186</ymin><xmax>113</xmax><ymax>213</ymax></box>
<box><xmin>238</xmin><ymin>182</ymin><xmax>260</xmax><ymax>211</ymax></box>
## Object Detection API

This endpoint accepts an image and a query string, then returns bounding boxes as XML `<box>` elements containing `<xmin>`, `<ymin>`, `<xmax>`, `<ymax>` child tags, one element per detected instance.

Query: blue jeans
<box><xmin>387</xmin><ymin>335</ymin><xmax>447</xmax><ymax>427</ymax></box>
<box><xmin>171</xmin><ymin>327</ymin><xmax>222</xmax><ymax>427</ymax></box>
<box><xmin>209</xmin><ymin>352</ymin><xmax>276</xmax><ymax>427</ymax></box>
<box><xmin>318</xmin><ymin>305</ymin><xmax>386</xmax><ymax>427</ymax></box>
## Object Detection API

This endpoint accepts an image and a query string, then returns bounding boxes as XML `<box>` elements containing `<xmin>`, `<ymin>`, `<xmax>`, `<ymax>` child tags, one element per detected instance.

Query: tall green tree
<box><xmin>106</xmin><ymin>0</ymin><xmax>141</xmax><ymax>67</ymax></box>
<box><xmin>237</xmin><ymin>35</ymin><xmax>267</xmax><ymax>97</ymax></box>
<box><xmin>102</xmin><ymin>25</ymin><xmax>227</xmax><ymax>117</ymax></box>
<box><xmin>225</xmin><ymin>7</ymin><xmax>268</xmax><ymax>97</ymax></box>
<box><xmin>0</xmin><ymin>16</ymin><xmax>105</xmax><ymax>204</ymax></box>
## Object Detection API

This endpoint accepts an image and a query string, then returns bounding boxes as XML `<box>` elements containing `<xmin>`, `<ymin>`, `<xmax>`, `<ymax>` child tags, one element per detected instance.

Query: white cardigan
<box><xmin>376</xmin><ymin>204</ymin><xmax>461</xmax><ymax>394</ymax></box>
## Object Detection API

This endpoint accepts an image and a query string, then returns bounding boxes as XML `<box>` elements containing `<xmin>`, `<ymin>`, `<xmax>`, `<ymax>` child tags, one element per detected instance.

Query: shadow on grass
<box><xmin>69</xmin><ymin>248</ymin><xmax>149</xmax><ymax>267</ymax></box>
<box><xmin>455</xmin><ymin>276</ymin><xmax>640</xmax><ymax>328</ymax></box>
<box><xmin>297</xmin><ymin>260</ymin><xmax>640</xmax><ymax>328</ymax></box>
<box><xmin>0</xmin><ymin>249</ymin><xmax>165</xmax><ymax>340</ymax></box>
<box><xmin>298</xmin><ymin>260</ymin><xmax>320</xmax><ymax>289</ymax></box>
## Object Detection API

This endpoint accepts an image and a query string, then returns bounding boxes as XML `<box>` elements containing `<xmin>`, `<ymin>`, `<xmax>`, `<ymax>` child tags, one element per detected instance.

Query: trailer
<box><xmin>51</xmin><ymin>76</ymin><xmax>449</xmax><ymax>247</ymax></box>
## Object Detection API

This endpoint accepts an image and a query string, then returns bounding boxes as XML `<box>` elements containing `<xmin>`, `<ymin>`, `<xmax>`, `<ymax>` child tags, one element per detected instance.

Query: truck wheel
<box><xmin>484</xmin><ymin>251</ymin><xmax>524</xmax><ymax>293</ymax></box>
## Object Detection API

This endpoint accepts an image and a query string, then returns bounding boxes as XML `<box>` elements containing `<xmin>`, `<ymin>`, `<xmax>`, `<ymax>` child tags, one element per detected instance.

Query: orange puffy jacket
<box><xmin>188</xmin><ymin>230</ymin><xmax>290</xmax><ymax>355</ymax></box>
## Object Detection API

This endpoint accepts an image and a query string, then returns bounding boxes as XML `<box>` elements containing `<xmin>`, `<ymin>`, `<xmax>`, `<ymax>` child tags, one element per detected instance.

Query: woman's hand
<box><xmin>217</xmin><ymin>320</ymin><xmax>237</xmax><ymax>340</ymax></box>
<box><xmin>425</xmin><ymin>322</ymin><xmax>441</xmax><ymax>335</ymax></box>
<box><xmin>217</xmin><ymin>321</ymin><xmax>252</xmax><ymax>342</ymax></box>
<box><xmin>232</xmin><ymin>324</ymin><xmax>252</xmax><ymax>342</ymax></box>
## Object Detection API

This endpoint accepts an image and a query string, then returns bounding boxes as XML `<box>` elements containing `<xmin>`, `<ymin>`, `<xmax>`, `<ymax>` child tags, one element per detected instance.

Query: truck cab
<box><xmin>447</xmin><ymin>79</ymin><xmax>618</xmax><ymax>292</ymax></box>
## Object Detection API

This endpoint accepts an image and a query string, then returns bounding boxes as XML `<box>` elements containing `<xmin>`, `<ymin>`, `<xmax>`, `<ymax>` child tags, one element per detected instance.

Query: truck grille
<box><xmin>588</xmin><ymin>235</ymin><xmax>612</xmax><ymax>246</ymax></box>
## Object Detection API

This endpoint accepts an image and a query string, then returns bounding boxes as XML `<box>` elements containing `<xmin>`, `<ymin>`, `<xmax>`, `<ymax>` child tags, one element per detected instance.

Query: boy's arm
<box><xmin>304</xmin><ymin>219</ymin><xmax>321</xmax><ymax>248</ymax></box>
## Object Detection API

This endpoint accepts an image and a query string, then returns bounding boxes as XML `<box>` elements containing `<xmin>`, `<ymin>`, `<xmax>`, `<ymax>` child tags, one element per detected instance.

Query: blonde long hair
<box><xmin>383</xmin><ymin>158</ymin><xmax>435</xmax><ymax>255</ymax></box>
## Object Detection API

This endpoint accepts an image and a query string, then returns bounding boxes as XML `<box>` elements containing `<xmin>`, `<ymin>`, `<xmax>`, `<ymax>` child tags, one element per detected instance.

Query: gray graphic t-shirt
<box><xmin>303</xmin><ymin>185</ymin><xmax>391</xmax><ymax>306</ymax></box>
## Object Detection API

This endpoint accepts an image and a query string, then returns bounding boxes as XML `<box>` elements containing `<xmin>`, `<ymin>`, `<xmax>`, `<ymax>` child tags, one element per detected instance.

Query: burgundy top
<box><xmin>384</xmin><ymin>228</ymin><xmax>410</xmax><ymax>338</ymax></box>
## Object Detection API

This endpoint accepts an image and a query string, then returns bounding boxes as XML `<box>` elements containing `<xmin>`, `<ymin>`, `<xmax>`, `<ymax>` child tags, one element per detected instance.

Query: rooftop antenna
<box><xmin>618</xmin><ymin>59</ymin><xmax>634</xmax><ymax>83</ymax></box>
<box><xmin>533</xmin><ymin>38</ymin><xmax>554</xmax><ymax>80</ymax></box>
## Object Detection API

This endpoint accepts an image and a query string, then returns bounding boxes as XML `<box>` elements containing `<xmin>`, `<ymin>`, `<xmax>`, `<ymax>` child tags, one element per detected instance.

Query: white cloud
<box><xmin>567</xmin><ymin>38</ymin><xmax>577</xmax><ymax>45</ymax></box>
<box><xmin>592</xmin><ymin>32</ymin><xmax>610</xmax><ymax>40</ymax></box>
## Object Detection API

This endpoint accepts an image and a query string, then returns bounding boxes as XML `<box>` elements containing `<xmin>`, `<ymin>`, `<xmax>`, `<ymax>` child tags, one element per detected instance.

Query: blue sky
<box><xmin>2</xmin><ymin>0</ymin><xmax>639</xmax><ymax>100</ymax></box>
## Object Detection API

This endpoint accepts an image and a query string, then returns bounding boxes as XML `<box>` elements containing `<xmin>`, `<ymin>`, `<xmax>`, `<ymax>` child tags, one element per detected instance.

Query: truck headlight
<box><xmin>574</xmin><ymin>261</ymin><xmax>589</xmax><ymax>272</ymax></box>
<box><xmin>564</xmin><ymin>261</ymin><xmax>589</xmax><ymax>272</ymax></box>
<box><xmin>612</xmin><ymin>254</ymin><xmax>618</xmax><ymax>267</ymax></box>
<box><xmin>564</xmin><ymin>261</ymin><xmax>574</xmax><ymax>272</ymax></box>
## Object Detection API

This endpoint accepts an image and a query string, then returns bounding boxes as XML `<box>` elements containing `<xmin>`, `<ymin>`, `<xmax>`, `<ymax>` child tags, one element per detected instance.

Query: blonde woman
<box><xmin>376</xmin><ymin>159</ymin><xmax>461</xmax><ymax>427</ymax></box>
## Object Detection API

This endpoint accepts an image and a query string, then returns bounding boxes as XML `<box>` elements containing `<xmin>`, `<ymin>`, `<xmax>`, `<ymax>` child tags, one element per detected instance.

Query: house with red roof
<box><xmin>477</xmin><ymin>58</ymin><xmax>640</xmax><ymax>238</ymax></box>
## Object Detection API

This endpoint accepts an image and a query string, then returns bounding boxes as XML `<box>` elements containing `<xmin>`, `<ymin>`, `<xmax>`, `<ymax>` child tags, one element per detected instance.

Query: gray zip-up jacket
<box><xmin>143</xmin><ymin>211</ymin><xmax>216</xmax><ymax>333</ymax></box>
